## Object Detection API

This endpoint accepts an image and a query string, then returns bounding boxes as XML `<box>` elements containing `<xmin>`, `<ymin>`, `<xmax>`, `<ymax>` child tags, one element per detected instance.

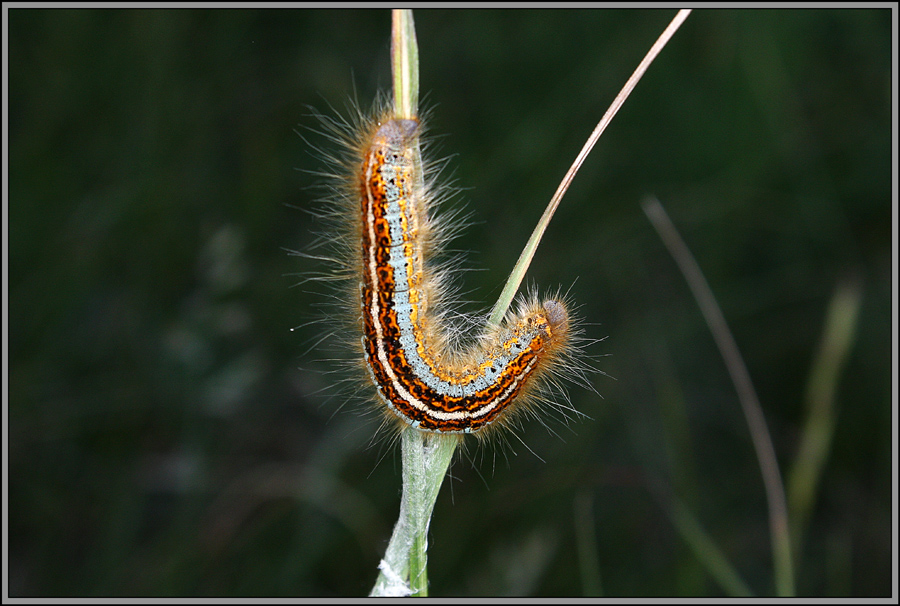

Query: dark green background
<box><xmin>8</xmin><ymin>8</ymin><xmax>893</xmax><ymax>597</ymax></box>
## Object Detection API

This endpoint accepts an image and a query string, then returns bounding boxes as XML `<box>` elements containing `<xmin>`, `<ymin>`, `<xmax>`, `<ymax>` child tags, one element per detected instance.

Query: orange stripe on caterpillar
<box><xmin>359</xmin><ymin>117</ymin><xmax>572</xmax><ymax>434</ymax></box>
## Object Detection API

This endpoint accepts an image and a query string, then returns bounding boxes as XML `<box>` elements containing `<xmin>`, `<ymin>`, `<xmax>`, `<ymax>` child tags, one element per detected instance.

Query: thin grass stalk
<box><xmin>489</xmin><ymin>9</ymin><xmax>691</xmax><ymax>326</ymax></box>
<box><xmin>642</xmin><ymin>197</ymin><xmax>795</xmax><ymax>596</ymax></box>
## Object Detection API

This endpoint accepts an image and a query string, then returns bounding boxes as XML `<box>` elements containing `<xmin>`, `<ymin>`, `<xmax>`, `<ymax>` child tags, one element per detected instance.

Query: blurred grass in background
<box><xmin>7</xmin><ymin>8</ymin><xmax>892</xmax><ymax>597</ymax></box>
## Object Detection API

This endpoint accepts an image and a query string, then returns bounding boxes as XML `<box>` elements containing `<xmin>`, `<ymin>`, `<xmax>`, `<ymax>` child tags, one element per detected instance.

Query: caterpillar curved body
<box><xmin>358</xmin><ymin>116</ymin><xmax>573</xmax><ymax>434</ymax></box>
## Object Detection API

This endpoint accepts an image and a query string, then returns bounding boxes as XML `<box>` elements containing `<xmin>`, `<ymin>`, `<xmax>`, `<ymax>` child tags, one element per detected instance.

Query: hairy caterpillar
<box><xmin>302</xmin><ymin>98</ymin><xmax>589</xmax><ymax>438</ymax></box>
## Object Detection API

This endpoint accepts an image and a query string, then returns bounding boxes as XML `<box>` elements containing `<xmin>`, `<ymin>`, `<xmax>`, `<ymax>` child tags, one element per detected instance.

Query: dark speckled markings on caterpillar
<box><xmin>359</xmin><ymin>116</ymin><xmax>574</xmax><ymax>434</ymax></box>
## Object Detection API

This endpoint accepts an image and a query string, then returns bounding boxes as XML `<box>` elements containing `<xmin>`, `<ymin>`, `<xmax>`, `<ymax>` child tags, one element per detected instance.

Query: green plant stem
<box><xmin>787</xmin><ymin>276</ymin><xmax>862</xmax><ymax>559</ymax></box>
<box><xmin>369</xmin><ymin>10</ymin><xmax>459</xmax><ymax>597</ymax></box>
<box><xmin>391</xmin><ymin>9</ymin><xmax>418</xmax><ymax>120</ymax></box>
<box><xmin>370</xmin><ymin>429</ymin><xmax>458</xmax><ymax>596</ymax></box>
